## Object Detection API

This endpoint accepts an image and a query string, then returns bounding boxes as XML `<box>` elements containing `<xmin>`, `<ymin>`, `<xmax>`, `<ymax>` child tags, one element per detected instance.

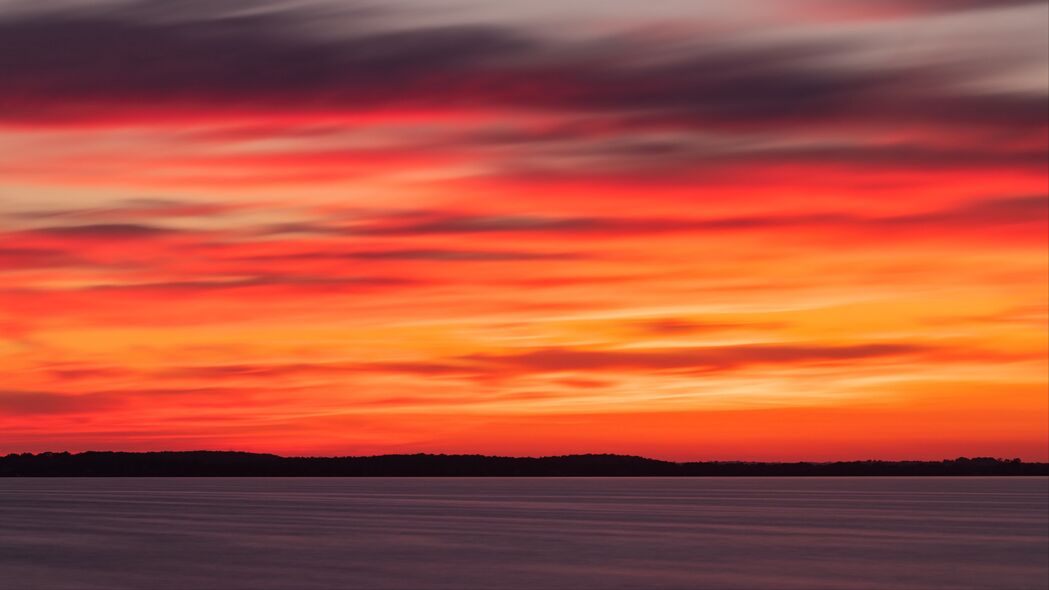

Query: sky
<box><xmin>0</xmin><ymin>0</ymin><xmax>1046</xmax><ymax>460</ymax></box>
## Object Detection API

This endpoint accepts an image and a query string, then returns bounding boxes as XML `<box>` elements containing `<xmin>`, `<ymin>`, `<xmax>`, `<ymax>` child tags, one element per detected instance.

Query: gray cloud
<box><xmin>241</xmin><ymin>248</ymin><xmax>580</xmax><ymax>262</ymax></box>
<box><xmin>341</xmin><ymin>195</ymin><xmax>1048</xmax><ymax>236</ymax></box>
<box><xmin>0</xmin><ymin>0</ymin><xmax>1043</xmax><ymax>136</ymax></box>
<box><xmin>80</xmin><ymin>275</ymin><xmax>417</xmax><ymax>292</ymax></box>
<box><xmin>31</xmin><ymin>223</ymin><xmax>181</xmax><ymax>238</ymax></box>
<box><xmin>821</xmin><ymin>0</ymin><xmax>1048</xmax><ymax>16</ymax></box>
<box><xmin>462</xmin><ymin>343</ymin><xmax>929</xmax><ymax>373</ymax></box>
<box><xmin>0</xmin><ymin>390</ymin><xmax>122</xmax><ymax>414</ymax></box>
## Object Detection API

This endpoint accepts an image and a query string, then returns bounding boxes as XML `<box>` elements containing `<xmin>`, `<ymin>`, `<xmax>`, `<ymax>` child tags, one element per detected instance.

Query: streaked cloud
<box><xmin>0</xmin><ymin>0</ymin><xmax>1044</xmax><ymax>460</ymax></box>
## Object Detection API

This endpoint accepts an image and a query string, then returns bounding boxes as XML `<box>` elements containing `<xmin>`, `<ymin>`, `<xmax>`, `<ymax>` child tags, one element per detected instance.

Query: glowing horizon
<box><xmin>1</xmin><ymin>0</ymin><xmax>1046</xmax><ymax>461</ymax></box>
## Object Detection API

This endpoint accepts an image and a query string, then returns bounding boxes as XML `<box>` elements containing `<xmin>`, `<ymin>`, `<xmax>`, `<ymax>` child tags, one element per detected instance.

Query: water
<box><xmin>0</xmin><ymin>477</ymin><xmax>1045</xmax><ymax>589</ymax></box>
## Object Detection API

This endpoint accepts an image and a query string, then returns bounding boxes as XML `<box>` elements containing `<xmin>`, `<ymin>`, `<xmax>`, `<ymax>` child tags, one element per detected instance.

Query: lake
<box><xmin>0</xmin><ymin>477</ymin><xmax>1046</xmax><ymax>589</ymax></box>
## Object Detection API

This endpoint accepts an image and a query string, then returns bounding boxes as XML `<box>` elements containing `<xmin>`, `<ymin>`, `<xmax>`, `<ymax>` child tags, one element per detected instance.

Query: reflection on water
<box><xmin>1</xmin><ymin>477</ymin><xmax>1046</xmax><ymax>589</ymax></box>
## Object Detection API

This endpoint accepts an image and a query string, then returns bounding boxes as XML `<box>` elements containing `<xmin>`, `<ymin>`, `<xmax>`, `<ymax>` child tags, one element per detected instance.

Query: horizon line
<box><xmin>9</xmin><ymin>450</ymin><xmax>1047</xmax><ymax>464</ymax></box>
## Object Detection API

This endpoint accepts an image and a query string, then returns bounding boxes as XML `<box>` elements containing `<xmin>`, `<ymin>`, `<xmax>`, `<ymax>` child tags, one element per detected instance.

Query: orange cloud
<box><xmin>0</xmin><ymin>0</ymin><xmax>1045</xmax><ymax>460</ymax></box>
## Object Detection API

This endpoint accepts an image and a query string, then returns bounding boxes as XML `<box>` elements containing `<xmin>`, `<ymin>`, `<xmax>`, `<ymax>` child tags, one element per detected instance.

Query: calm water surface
<box><xmin>0</xmin><ymin>477</ymin><xmax>1046</xmax><ymax>589</ymax></box>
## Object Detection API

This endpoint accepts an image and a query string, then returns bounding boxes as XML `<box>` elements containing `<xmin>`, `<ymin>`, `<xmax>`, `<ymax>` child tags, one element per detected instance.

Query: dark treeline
<box><xmin>1</xmin><ymin>451</ymin><xmax>1046</xmax><ymax>477</ymax></box>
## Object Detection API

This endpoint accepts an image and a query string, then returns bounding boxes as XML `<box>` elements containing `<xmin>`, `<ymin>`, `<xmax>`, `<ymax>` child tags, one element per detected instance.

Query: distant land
<box><xmin>1</xmin><ymin>452</ymin><xmax>1046</xmax><ymax>477</ymax></box>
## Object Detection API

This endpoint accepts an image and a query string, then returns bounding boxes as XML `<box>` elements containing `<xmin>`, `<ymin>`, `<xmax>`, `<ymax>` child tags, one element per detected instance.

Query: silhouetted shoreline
<box><xmin>1</xmin><ymin>451</ymin><xmax>1045</xmax><ymax>477</ymax></box>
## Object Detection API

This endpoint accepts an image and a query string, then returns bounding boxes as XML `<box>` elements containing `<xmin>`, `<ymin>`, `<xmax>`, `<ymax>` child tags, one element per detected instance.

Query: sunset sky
<box><xmin>1</xmin><ymin>0</ymin><xmax>1046</xmax><ymax>460</ymax></box>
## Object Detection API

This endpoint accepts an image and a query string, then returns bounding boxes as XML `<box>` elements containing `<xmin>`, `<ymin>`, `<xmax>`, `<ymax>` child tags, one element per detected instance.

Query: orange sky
<box><xmin>0</xmin><ymin>0</ymin><xmax>1046</xmax><ymax>460</ymax></box>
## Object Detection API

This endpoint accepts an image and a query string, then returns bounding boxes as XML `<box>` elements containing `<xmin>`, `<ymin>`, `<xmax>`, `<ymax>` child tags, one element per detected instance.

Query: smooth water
<box><xmin>0</xmin><ymin>477</ymin><xmax>1045</xmax><ymax>589</ymax></box>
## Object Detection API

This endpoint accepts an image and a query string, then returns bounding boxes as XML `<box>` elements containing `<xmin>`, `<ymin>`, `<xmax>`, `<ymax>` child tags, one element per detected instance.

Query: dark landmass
<box><xmin>1</xmin><ymin>451</ymin><xmax>1046</xmax><ymax>477</ymax></box>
